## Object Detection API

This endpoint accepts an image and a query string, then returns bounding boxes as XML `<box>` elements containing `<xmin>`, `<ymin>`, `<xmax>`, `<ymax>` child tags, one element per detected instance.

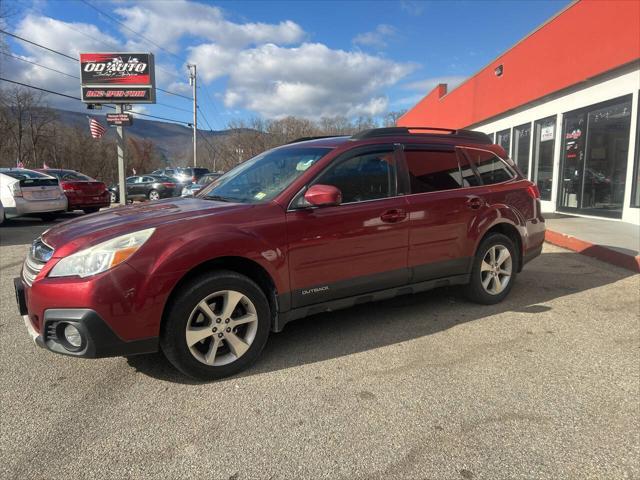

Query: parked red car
<box><xmin>36</xmin><ymin>169</ymin><xmax>110</xmax><ymax>214</ymax></box>
<box><xmin>16</xmin><ymin>128</ymin><xmax>545</xmax><ymax>380</ymax></box>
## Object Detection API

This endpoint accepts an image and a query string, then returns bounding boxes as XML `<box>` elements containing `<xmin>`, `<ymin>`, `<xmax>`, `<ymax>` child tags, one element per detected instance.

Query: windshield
<box><xmin>200</xmin><ymin>147</ymin><xmax>331</xmax><ymax>203</ymax></box>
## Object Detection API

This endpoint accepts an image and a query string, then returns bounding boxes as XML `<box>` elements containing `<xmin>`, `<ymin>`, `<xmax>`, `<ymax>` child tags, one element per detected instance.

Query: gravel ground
<box><xmin>1</xmin><ymin>215</ymin><xmax>638</xmax><ymax>480</ymax></box>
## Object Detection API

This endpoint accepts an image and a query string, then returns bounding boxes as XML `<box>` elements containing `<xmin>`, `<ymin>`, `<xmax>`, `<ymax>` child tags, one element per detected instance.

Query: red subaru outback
<box><xmin>15</xmin><ymin>127</ymin><xmax>545</xmax><ymax>380</ymax></box>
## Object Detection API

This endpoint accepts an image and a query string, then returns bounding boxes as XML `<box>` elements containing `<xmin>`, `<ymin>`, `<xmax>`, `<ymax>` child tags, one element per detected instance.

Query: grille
<box><xmin>22</xmin><ymin>238</ymin><xmax>54</xmax><ymax>287</ymax></box>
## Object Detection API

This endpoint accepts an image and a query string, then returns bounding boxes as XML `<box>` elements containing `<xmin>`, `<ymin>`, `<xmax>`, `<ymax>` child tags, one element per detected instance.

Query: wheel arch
<box><xmin>476</xmin><ymin>221</ymin><xmax>524</xmax><ymax>272</ymax></box>
<box><xmin>160</xmin><ymin>255</ymin><xmax>279</xmax><ymax>333</ymax></box>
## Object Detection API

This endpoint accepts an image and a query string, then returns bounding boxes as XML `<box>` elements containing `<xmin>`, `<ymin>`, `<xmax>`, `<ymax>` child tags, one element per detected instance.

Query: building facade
<box><xmin>399</xmin><ymin>0</ymin><xmax>640</xmax><ymax>225</ymax></box>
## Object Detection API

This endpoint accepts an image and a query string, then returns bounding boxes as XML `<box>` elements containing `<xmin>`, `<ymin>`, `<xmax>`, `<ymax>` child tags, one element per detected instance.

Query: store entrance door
<box><xmin>558</xmin><ymin>95</ymin><xmax>632</xmax><ymax>219</ymax></box>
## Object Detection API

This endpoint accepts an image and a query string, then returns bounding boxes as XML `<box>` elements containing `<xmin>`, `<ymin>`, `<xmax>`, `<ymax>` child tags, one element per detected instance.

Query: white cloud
<box><xmin>4</xmin><ymin>15</ymin><xmax>124</xmax><ymax>109</ymax></box>
<box><xmin>114</xmin><ymin>0</ymin><xmax>305</xmax><ymax>51</ymax></box>
<box><xmin>189</xmin><ymin>42</ymin><xmax>415</xmax><ymax>119</ymax></box>
<box><xmin>4</xmin><ymin>3</ymin><xmax>416</xmax><ymax>120</ymax></box>
<box><xmin>403</xmin><ymin>75</ymin><xmax>467</xmax><ymax>93</ymax></box>
<box><xmin>353</xmin><ymin>24</ymin><xmax>396</xmax><ymax>49</ymax></box>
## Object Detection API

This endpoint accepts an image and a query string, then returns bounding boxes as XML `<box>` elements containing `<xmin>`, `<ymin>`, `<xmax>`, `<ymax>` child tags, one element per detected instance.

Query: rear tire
<box><xmin>464</xmin><ymin>233</ymin><xmax>518</xmax><ymax>305</ymax></box>
<box><xmin>83</xmin><ymin>207</ymin><xmax>100</xmax><ymax>214</ymax></box>
<box><xmin>110</xmin><ymin>192</ymin><xmax>117</xmax><ymax>203</ymax></box>
<box><xmin>161</xmin><ymin>270</ymin><xmax>271</xmax><ymax>380</ymax></box>
<box><xmin>148</xmin><ymin>189</ymin><xmax>160</xmax><ymax>201</ymax></box>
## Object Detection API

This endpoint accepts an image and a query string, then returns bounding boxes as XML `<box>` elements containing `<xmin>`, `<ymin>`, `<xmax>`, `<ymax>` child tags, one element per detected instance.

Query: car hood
<box><xmin>42</xmin><ymin>198</ymin><xmax>250</xmax><ymax>256</ymax></box>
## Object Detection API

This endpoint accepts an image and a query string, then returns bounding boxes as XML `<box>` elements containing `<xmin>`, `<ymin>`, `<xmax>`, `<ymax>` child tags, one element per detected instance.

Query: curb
<box><xmin>545</xmin><ymin>230</ymin><xmax>640</xmax><ymax>273</ymax></box>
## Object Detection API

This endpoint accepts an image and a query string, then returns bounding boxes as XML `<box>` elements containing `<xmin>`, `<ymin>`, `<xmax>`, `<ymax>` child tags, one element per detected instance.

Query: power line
<box><xmin>198</xmin><ymin>85</ymin><xmax>225</xmax><ymax>130</ymax></box>
<box><xmin>78</xmin><ymin>0</ymin><xmax>184</xmax><ymax>64</ymax></box>
<box><xmin>157</xmin><ymin>87</ymin><xmax>191</xmax><ymax>100</ymax></box>
<box><xmin>0</xmin><ymin>51</ymin><xmax>79</xmax><ymax>79</ymax></box>
<box><xmin>0</xmin><ymin>77</ymin><xmax>191</xmax><ymax>126</ymax></box>
<box><xmin>0</xmin><ymin>29</ymin><xmax>77</xmax><ymax>61</ymax></box>
<box><xmin>1</xmin><ymin>28</ymin><xmax>192</xmax><ymax>101</ymax></box>
<box><xmin>197</xmin><ymin>105</ymin><xmax>217</xmax><ymax>133</ymax></box>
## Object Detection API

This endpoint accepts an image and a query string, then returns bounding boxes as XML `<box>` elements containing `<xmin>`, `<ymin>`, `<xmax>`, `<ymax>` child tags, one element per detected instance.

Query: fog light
<box><xmin>63</xmin><ymin>324</ymin><xmax>82</xmax><ymax>348</ymax></box>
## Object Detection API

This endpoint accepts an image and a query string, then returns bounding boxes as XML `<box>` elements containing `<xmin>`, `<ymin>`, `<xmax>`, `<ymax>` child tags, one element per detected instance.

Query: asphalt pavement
<box><xmin>1</xmin><ymin>215</ymin><xmax>638</xmax><ymax>480</ymax></box>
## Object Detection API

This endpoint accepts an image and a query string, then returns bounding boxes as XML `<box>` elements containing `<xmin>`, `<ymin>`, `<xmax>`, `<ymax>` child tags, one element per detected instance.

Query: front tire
<box><xmin>464</xmin><ymin>233</ymin><xmax>517</xmax><ymax>305</ymax></box>
<box><xmin>160</xmin><ymin>270</ymin><xmax>271</xmax><ymax>380</ymax></box>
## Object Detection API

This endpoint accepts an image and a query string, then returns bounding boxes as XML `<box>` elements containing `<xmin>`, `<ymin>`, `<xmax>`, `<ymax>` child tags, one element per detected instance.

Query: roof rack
<box><xmin>350</xmin><ymin>127</ymin><xmax>492</xmax><ymax>144</ymax></box>
<box><xmin>286</xmin><ymin>135</ymin><xmax>343</xmax><ymax>144</ymax></box>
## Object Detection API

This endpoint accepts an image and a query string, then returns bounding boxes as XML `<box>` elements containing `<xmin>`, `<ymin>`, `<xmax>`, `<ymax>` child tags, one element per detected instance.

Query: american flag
<box><xmin>88</xmin><ymin>117</ymin><xmax>106</xmax><ymax>139</ymax></box>
<box><xmin>43</xmin><ymin>162</ymin><xmax>50</xmax><ymax>169</ymax></box>
<box><xmin>16</xmin><ymin>160</ymin><xmax>24</xmax><ymax>168</ymax></box>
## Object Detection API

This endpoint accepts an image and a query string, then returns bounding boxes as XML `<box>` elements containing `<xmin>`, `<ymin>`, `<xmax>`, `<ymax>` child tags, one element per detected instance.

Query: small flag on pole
<box><xmin>16</xmin><ymin>160</ymin><xmax>24</xmax><ymax>168</ymax></box>
<box><xmin>43</xmin><ymin>162</ymin><xmax>50</xmax><ymax>169</ymax></box>
<box><xmin>88</xmin><ymin>117</ymin><xmax>106</xmax><ymax>139</ymax></box>
<box><xmin>132</xmin><ymin>167</ymin><xmax>137</xmax><ymax>175</ymax></box>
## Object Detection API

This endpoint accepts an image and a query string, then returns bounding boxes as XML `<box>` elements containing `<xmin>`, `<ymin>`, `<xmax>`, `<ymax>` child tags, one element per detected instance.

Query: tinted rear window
<box><xmin>61</xmin><ymin>171</ymin><xmax>93</xmax><ymax>181</ymax></box>
<box><xmin>1</xmin><ymin>169</ymin><xmax>50</xmax><ymax>180</ymax></box>
<box><xmin>465</xmin><ymin>149</ymin><xmax>515</xmax><ymax>185</ymax></box>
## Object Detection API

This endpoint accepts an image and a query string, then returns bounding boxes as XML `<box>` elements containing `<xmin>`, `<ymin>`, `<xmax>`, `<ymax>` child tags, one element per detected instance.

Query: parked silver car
<box><xmin>0</xmin><ymin>168</ymin><xmax>67</xmax><ymax>221</ymax></box>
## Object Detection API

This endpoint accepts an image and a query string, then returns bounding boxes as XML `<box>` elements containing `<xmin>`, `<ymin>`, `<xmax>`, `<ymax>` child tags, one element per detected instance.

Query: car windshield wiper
<box><xmin>203</xmin><ymin>194</ymin><xmax>236</xmax><ymax>202</ymax></box>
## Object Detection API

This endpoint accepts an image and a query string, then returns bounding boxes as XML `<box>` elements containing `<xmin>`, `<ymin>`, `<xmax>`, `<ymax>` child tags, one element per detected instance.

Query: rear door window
<box><xmin>404</xmin><ymin>148</ymin><xmax>462</xmax><ymax>193</ymax></box>
<box><xmin>464</xmin><ymin>148</ymin><xmax>515</xmax><ymax>185</ymax></box>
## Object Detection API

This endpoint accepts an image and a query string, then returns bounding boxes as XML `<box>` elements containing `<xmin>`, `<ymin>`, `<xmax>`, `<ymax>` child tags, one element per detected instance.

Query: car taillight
<box><xmin>526</xmin><ymin>183</ymin><xmax>540</xmax><ymax>199</ymax></box>
<box><xmin>163</xmin><ymin>182</ymin><xmax>176</xmax><ymax>188</ymax></box>
<box><xmin>10</xmin><ymin>183</ymin><xmax>22</xmax><ymax>197</ymax></box>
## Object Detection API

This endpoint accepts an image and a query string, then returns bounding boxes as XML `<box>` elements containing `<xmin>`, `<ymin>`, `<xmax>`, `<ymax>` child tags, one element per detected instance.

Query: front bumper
<box><xmin>14</xmin><ymin>277</ymin><xmax>158</xmax><ymax>358</ymax></box>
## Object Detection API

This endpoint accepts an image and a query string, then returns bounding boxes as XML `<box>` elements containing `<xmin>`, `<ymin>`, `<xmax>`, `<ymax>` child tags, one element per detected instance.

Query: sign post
<box><xmin>79</xmin><ymin>52</ymin><xmax>156</xmax><ymax>206</ymax></box>
<box><xmin>115</xmin><ymin>104</ymin><xmax>127</xmax><ymax>206</ymax></box>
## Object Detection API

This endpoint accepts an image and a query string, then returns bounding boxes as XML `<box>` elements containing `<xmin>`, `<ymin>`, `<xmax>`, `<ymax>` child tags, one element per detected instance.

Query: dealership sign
<box><xmin>80</xmin><ymin>53</ymin><xmax>156</xmax><ymax>104</ymax></box>
<box><xmin>106</xmin><ymin>113</ymin><xmax>133</xmax><ymax>126</ymax></box>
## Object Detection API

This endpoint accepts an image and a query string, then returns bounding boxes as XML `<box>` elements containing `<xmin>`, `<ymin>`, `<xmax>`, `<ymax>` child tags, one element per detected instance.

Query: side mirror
<box><xmin>304</xmin><ymin>184</ymin><xmax>342</xmax><ymax>207</ymax></box>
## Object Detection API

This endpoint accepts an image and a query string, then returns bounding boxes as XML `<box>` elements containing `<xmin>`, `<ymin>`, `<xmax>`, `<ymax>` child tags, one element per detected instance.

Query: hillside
<box><xmin>53</xmin><ymin>108</ymin><xmax>236</xmax><ymax>160</ymax></box>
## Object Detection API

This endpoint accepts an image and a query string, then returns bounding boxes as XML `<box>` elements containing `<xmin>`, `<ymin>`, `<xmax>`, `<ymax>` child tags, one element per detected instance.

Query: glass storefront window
<box><xmin>632</xmin><ymin>95</ymin><xmax>640</xmax><ymax>208</ymax></box>
<box><xmin>513</xmin><ymin>123</ymin><xmax>531</xmax><ymax>178</ymax></box>
<box><xmin>533</xmin><ymin>116</ymin><xmax>556</xmax><ymax>201</ymax></box>
<box><xmin>496</xmin><ymin>129</ymin><xmax>511</xmax><ymax>155</ymax></box>
<box><xmin>559</xmin><ymin>95</ymin><xmax>632</xmax><ymax>218</ymax></box>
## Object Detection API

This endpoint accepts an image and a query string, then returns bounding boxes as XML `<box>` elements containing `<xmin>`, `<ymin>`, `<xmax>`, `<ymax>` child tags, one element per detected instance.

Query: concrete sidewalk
<box><xmin>544</xmin><ymin>213</ymin><xmax>640</xmax><ymax>272</ymax></box>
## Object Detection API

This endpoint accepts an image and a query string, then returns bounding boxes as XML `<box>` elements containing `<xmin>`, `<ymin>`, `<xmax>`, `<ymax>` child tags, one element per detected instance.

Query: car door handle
<box><xmin>380</xmin><ymin>209</ymin><xmax>407</xmax><ymax>223</ymax></box>
<box><xmin>465</xmin><ymin>196</ymin><xmax>484</xmax><ymax>210</ymax></box>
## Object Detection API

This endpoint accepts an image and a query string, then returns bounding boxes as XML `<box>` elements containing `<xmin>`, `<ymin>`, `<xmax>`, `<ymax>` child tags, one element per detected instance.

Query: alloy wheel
<box><xmin>149</xmin><ymin>190</ymin><xmax>160</xmax><ymax>201</ymax></box>
<box><xmin>185</xmin><ymin>290</ymin><xmax>258</xmax><ymax>366</ymax></box>
<box><xmin>480</xmin><ymin>245</ymin><xmax>512</xmax><ymax>295</ymax></box>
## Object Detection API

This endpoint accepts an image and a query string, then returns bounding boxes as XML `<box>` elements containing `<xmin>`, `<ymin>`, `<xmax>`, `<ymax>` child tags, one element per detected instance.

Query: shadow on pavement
<box><xmin>126</xmin><ymin>250</ymin><xmax>635</xmax><ymax>384</ymax></box>
<box><xmin>0</xmin><ymin>213</ymin><xmax>83</xmax><ymax>247</ymax></box>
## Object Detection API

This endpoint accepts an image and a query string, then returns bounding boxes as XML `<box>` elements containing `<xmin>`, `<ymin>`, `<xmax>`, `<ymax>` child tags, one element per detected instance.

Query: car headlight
<box><xmin>49</xmin><ymin>228</ymin><xmax>155</xmax><ymax>278</ymax></box>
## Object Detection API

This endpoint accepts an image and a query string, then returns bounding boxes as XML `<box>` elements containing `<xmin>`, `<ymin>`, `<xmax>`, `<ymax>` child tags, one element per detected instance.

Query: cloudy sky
<box><xmin>1</xmin><ymin>0</ymin><xmax>568</xmax><ymax>128</ymax></box>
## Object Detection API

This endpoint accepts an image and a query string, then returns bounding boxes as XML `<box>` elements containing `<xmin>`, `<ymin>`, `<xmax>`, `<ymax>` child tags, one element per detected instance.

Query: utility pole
<box><xmin>188</xmin><ymin>64</ymin><xmax>197</xmax><ymax>167</ymax></box>
<box><xmin>116</xmin><ymin>104</ymin><xmax>127</xmax><ymax>205</ymax></box>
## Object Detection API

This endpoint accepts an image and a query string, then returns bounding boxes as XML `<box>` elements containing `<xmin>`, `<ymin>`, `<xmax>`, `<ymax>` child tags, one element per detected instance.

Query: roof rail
<box><xmin>286</xmin><ymin>135</ymin><xmax>343</xmax><ymax>145</ymax></box>
<box><xmin>350</xmin><ymin>127</ymin><xmax>492</xmax><ymax>144</ymax></box>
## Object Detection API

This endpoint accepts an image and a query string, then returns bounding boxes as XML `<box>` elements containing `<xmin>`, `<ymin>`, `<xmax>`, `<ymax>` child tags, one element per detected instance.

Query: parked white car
<box><xmin>0</xmin><ymin>198</ymin><xmax>4</xmax><ymax>225</ymax></box>
<box><xmin>0</xmin><ymin>168</ymin><xmax>68</xmax><ymax>221</ymax></box>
